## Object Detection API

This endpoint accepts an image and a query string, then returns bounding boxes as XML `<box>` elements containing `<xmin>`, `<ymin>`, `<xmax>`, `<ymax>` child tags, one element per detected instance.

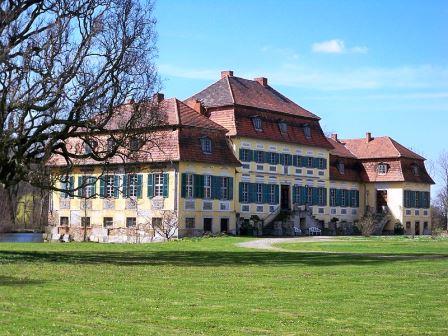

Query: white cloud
<box><xmin>312</xmin><ymin>39</ymin><xmax>368</xmax><ymax>54</ymax></box>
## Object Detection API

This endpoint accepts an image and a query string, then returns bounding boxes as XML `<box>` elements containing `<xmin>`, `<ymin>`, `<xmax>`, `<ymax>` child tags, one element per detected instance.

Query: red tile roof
<box><xmin>187</xmin><ymin>75</ymin><xmax>319</xmax><ymax>119</ymax></box>
<box><xmin>327</xmin><ymin>137</ymin><xmax>356</xmax><ymax>158</ymax></box>
<box><xmin>341</xmin><ymin>136</ymin><xmax>425</xmax><ymax>160</ymax></box>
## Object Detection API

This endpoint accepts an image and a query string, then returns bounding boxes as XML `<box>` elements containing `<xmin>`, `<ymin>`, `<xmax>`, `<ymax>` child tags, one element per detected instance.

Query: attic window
<box><xmin>129</xmin><ymin>138</ymin><xmax>141</xmax><ymax>151</ymax></box>
<box><xmin>107</xmin><ymin>138</ymin><xmax>116</xmax><ymax>153</ymax></box>
<box><xmin>252</xmin><ymin>117</ymin><xmax>262</xmax><ymax>131</ymax></box>
<box><xmin>303</xmin><ymin>124</ymin><xmax>311</xmax><ymax>139</ymax></box>
<box><xmin>200</xmin><ymin>137</ymin><xmax>212</xmax><ymax>154</ymax></box>
<box><xmin>412</xmin><ymin>164</ymin><xmax>420</xmax><ymax>176</ymax></box>
<box><xmin>377</xmin><ymin>163</ymin><xmax>388</xmax><ymax>175</ymax></box>
<box><xmin>278</xmin><ymin>121</ymin><xmax>287</xmax><ymax>134</ymax></box>
<box><xmin>337</xmin><ymin>162</ymin><xmax>345</xmax><ymax>175</ymax></box>
<box><xmin>84</xmin><ymin>140</ymin><xmax>98</xmax><ymax>154</ymax></box>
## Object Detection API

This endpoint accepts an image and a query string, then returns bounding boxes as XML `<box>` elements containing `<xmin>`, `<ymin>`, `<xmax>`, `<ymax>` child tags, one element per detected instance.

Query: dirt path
<box><xmin>236</xmin><ymin>236</ymin><xmax>336</xmax><ymax>251</ymax></box>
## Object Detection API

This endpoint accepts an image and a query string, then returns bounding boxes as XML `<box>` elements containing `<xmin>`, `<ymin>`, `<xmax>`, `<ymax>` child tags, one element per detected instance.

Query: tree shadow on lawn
<box><xmin>0</xmin><ymin>249</ymin><xmax>447</xmax><ymax>267</ymax></box>
<box><xmin>0</xmin><ymin>275</ymin><xmax>46</xmax><ymax>286</ymax></box>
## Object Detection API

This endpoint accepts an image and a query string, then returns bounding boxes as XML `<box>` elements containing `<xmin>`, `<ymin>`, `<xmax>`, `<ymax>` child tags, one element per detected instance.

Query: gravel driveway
<box><xmin>236</xmin><ymin>236</ymin><xmax>336</xmax><ymax>251</ymax></box>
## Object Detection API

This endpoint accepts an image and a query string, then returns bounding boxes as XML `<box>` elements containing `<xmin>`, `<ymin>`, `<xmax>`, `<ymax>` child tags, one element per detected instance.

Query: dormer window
<box><xmin>303</xmin><ymin>124</ymin><xmax>311</xmax><ymax>139</ymax></box>
<box><xmin>412</xmin><ymin>164</ymin><xmax>420</xmax><ymax>176</ymax></box>
<box><xmin>84</xmin><ymin>140</ymin><xmax>98</xmax><ymax>154</ymax></box>
<box><xmin>200</xmin><ymin>136</ymin><xmax>212</xmax><ymax>154</ymax></box>
<box><xmin>377</xmin><ymin>163</ymin><xmax>388</xmax><ymax>175</ymax></box>
<box><xmin>129</xmin><ymin>138</ymin><xmax>141</xmax><ymax>151</ymax></box>
<box><xmin>278</xmin><ymin>121</ymin><xmax>287</xmax><ymax>134</ymax></box>
<box><xmin>337</xmin><ymin>162</ymin><xmax>345</xmax><ymax>175</ymax></box>
<box><xmin>252</xmin><ymin>116</ymin><xmax>262</xmax><ymax>131</ymax></box>
<box><xmin>107</xmin><ymin>138</ymin><xmax>116</xmax><ymax>153</ymax></box>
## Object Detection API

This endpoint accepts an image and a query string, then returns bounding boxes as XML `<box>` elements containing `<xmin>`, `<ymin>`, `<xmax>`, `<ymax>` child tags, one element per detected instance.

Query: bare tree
<box><xmin>151</xmin><ymin>210</ymin><xmax>178</xmax><ymax>241</ymax></box>
<box><xmin>357</xmin><ymin>212</ymin><xmax>377</xmax><ymax>237</ymax></box>
<box><xmin>0</xmin><ymin>0</ymin><xmax>160</xmax><ymax>192</ymax></box>
<box><xmin>436</xmin><ymin>151</ymin><xmax>448</xmax><ymax>230</ymax></box>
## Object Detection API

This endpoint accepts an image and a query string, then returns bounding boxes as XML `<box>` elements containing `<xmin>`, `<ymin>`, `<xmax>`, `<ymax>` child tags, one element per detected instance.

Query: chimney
<box><xmin>221</xmin><ymin>70</ymin><xmax>234</xmax><ymax>79</ymax></box>
<box><xmin>254</xmin><ymin>77</ymin><xmax>268</xmax><ymax>86</ymax></box>
<box><xmin>366</xmin><ymin>132</ymin><xmax>372</xmax><ymax>142</ymax></box>
<box><xmin>186</xmin><ymin>99</ymin><xmax>205</xmax><ymax>115</ymax></box>
<box><xmin>331</xmin><ymin>133</ymin><xmax>338</xmax><ymax>142</ymax></box>
<box><xmin>152</xmin><ymin>93</ymin><xmax>164</xmax><ymax>103</ymax></box>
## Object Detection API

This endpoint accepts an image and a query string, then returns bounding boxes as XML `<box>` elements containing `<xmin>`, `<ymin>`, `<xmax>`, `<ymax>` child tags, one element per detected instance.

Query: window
<box><xmin>318</xmin><ymin>158</ymin><xmax>325</xmax><ymax>169</ymax></box>
<box><xmin>252</xmin><ymin>117</ymin><xmax>262</xmax><ymax>131</ymax></box>
<box><xmin>341</xmin><ymin>190</ymin><xmax>346</xmax><ymax>207</ymax></box>
<box><xmin>240</xmin><ymin>149</ymin><xmax>250</xmax><ymax>162</ymax></box>
<box><xmin>221</xmin><ymin>177</ymin><xmax>229</xmax><ymax>200</ymax></box>
<box><xmin>103</xmin><ymin>217</ymin><xmax>113</xmax><ymax>228</ymax></box>
<box><xmin>186</xmin><ymin>217</ymin><xmax>195</xmax><ymax>229</ymax></box>
<box><xmin>126</xmin><ymin>217</ymin><xmax>136</xmax><ymax>227</ymax></box>
<box><xmin>412</xmin><ymin>164</ymin><xmax>420</xmax><ymax>176</ymax></box>
<box><xmin>84</xmin><ymin>140</ymin><xmax>98</xmax><ymax>154</ymax></box>
<box><xmin>307</xmin><ymin>157</ymin><xmax>313</xmax><ymax>168</ymax></box>
<box><xmin>257</xmin><ymin>184</ymin><xmax>263</xmax><ymax>203</ymax></box>
<box><xmin>270</xmin><ymin>152</ymin><xmax>277</xmax><ymax>165</ymax></box>
<box><xmin>107</xmin><ymin>138</ymin><xmax>116</xmax><ymax>153</ymax></box>
<box><xmin>241</xmin><ymin>205</ymin><xmax>250</xmax><ymax>212</ymax></box>
<box><xmin>256</xmin><ymin>205</ymin><xmax>264</xmax><ymax>212</ymax></box>
<box><xmin>278</xmin><ymin>121</ymin><xmax>287</xmax><ymax>133</ymax></box>
<box><xmin>318</xmin><ymin>188</ymin><xmax>325</xmax><ymax>206</ymax></box>
<box><xmin>154</xmin><ymin>173</ymin><xmax>164</xmax><ymax>197</ymax></box>
<box><xmin>415</xmin><ymin>192</ymin><xmax>420</xmax><ymax>208</ymax></box>
<box><xmin>377</xmin><ymin>163</ymin><xmax>388</xmax><ymax>175</ymax></box>
<box><xmin>204</xmin><ymin>175</ymin><xmax>211</xmax><ymax>199</ymax></box>
<box><xmin>269</xmin><ymin>185</ymin><xmax>276</xmax><ymax>204</ymax></box>
<box><xmin>81</xmin><ymin>217</ymin><xmax>91</xmax><ymax>227</ymax></box>
<box><xmin>330</xmin><ymin>189</ymin><xmax>336</xmax><ymax>207</ymax></box>
<box><xmin>318</xmin><ymin>208</ymin><xmax>324</xmax><ymax>214</ymax></box>
<box><xmin>337</xmin><ymin>162</ymin><xmax>345</xmax><ymax>175</ymax></box>
<box><xmin>60</xmin><ymin>217</ymin><xmax>69</xmax><ymax>226</ymax></box>
<box><xmin>81</xmin><ymin>176</ymin><xmax>96</xmax><ymax>198</ymax></box>
<box><xmin>306</xmin><ymin>187</ymin><xmax>312</xmax><ymax>204</ymax></box>
<box><xmin>127</xmin><ymin>174</ymin><xmax>138</xmax><ymax>197</ymax></box>
<box><xmin>406</xmin><ymin>221</ymin><xmax>411</xmax><ymax>231</ymax></box>
<box><xmin>129</xmin><ymin>138</ymin><xmax>141</xmax><ymax>151</ymax></box>
<box><xmin>200</xmin><ymin>137</ymin><xmax>212</xmax><ymax>154</ymax></box>
<box><xmin>203</xmin><ymin>218</ymin><xmax>212</xmax><ymax>232</ymax></box>
<box><xmin>105</xmin><ymin>175</ymin><xmax>115</xmax><ymax>198</ymax></box>
<box><xmin>303</xmin><ymin>124</ymin><xmax>311</xmax><ymax>139</ymax></box>
<box><xmin>331</xmin><ymin>208</ymin><xmax>336</xmax><ymax>215</ymax></box>
<box><xmin>424</xmin><ymin>222</ymin><xmax>428</xmax><ymax>230</ymax></box>
<box><xmin>152</xmin><ymin>217</ymin><xmax>162</xmax><ymax>228</ymax></box>
<box><xmin>255</xmin><ymin>151</ymin><xmax>264</xmax><ymax>163</ymax></box>
<box><xmin>185</xmin><ymin>174</ymin><xmax>193</xmax><ymax>198</ymax></box>
<box><xmin>241</xmin><ymin>183</ymin><xmax>249</xmax><ymax>203</ymax></box>
<box><xmin>341</xmin><ymin>208</ymin><xmax>347</xmax><ymax>215</ymax></box>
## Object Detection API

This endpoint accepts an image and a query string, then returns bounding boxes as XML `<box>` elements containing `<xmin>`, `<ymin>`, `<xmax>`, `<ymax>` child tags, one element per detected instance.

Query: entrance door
<box><xmin>376</xmin><ymin>190</ymin><xmax>387</xmax><ymax>213</ymax></box>
<box><xmin>220</xmin><ymin>218</ymin><xmax>229</xmax><ymax>233</ymax></box>
<box><xmin>203</xmin><ymin>218</ymin><xmax>212</xmax><ymax>232</ymax></box>
<box><xmin>415</xmin><ymin>221</ymin><xmax>420</xmax><ymax>235</ymax></box>
<box><xmin>281</xmin><ymin>185</ymin><xmax>290</xmax><ymax>210</ymax></box>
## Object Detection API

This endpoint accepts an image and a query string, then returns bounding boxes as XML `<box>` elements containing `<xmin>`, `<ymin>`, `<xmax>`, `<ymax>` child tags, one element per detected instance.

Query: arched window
<box><xmin>200</xmin><ymin>137</ymin><xmax>212</xmax><ymax>154</ymax></box>
<box><xmin>377</xmin><ymin>163</ymin><xmax>388</xmax><ymax>175</ymax></box>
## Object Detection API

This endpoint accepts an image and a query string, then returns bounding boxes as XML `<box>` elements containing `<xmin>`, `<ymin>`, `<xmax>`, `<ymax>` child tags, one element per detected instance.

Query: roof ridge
<box><xmin>226</xmin><ymin>77</ymin><xmax>235</xmax><ymax>104</ymax></box>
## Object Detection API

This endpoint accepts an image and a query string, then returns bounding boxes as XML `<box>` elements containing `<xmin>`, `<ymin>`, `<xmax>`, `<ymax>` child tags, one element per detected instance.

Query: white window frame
<box><xmin>201</xmin><ymin>137</ymin><xmax>212</xmax><ymax>154</ymax></box>
<box><xmin>303</xmin><ymin>124</ymin><xmax>311</xmax><ymax>139</ymax></box>
<box><xmin>128</xmin><ymin>174</ymin><xmax>138</xmax><ymax>197</ymax></box>
<box><xmin>154</xmin><ymin>173</ymin><xmax>164</xmax><ymax>197</ymax></box>
<box><xmin>269</xmin><ymin>184</ymin><xmax>276</xmax><ymax>204</ymax></box>
<box><xmin>377</xmin><ymin>163</ymin><xmax>388</xmax><ymax>175</ymax></box>
<box><xmin>221</xmin><ymin>177</ymin><xmax>229</xmax><ymax>200</ymax></box>
<box><xmin>204</xmin><ymin>175</ymin><xmax>211</xmax><ymax>199</ymax></box>
<box><xmin>252</xmin><ymin>117</ymin><xmax>262</xmax><ymax>131</ymax></box>
<box><xmin>185</xmin><ymin>174</ymin><xmax>193</xmax><ymax>198</ymax></box>
<box><xmin>338</xmin><ymin>162</ymin><xmax>345</xmax><ymax>175</ymax></box>
<box><xmin>105</xmin><ymin>175</ymin><xmax>115</xmax><ymax>198</ymax></box>
<box><xmin>257</xmin><ymin>184</ymin><xmax>263</xmax><ymax>203</ymax></box>
<box><xmin>241</xmin><ymin>183</ymin><xmax>249</xmax><ymax>203</ymax></box>
<box><xmin>307</xmin><ymin>187</ymin><xmax>312</xmax><ymax>204</ymax></box>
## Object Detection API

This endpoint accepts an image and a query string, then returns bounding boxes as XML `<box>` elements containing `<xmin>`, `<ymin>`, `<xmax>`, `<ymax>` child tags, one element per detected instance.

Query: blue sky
<box><xmin>154</xmin><ymin>0</ymin><xmax>448</xmax><ymax>193</ymax></box>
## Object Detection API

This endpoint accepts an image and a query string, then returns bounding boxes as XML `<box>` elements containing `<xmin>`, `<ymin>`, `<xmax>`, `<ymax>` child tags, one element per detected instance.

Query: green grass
<box><xmin>0</xmin><ymin>237</ymin><xmax>447</xmax><ymax>335</ymax></box>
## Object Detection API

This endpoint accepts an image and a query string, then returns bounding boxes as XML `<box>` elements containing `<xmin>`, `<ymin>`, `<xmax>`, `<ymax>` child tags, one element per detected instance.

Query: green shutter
<box><xmin>292</xmin><ymin>186</ymin><xmax>297</xmax><ymax>204</ymax></box>
<box><xmin>262</xmin><ymin>184</ymin><xmax>269</xmax><ymax>204</ymax></box>
<box><xmin>274</xmin><ymin>185</ymin><xmax>279</xmax><ymax>204</ymax></box>
<box><xmin>322</xmin><ymin>158</ymin><xmax>327</xmax><ymax>169</ymax></box>
<box><xmin>322</xmin><ymin>188</ymin><xmax>327</xmax><ymax>206</ymax></box>
<box><xmin>77</xmin><ymin>176</ymin><xmax>83</xmax><ymax>197</ymax></box>
<box><xmin>239</xmin><ymin>182</ymin><xmax>244</xmax><ymax>202</ymax></box>
<box><xmin>312</xmin><ymin>187</ymin><xmax>318</xmax><ymax>206</ymax></box>
<box><xmin>239</xmin><ymin>148</ymin><xmax>245</xmax><ymax>161</ymax></box>
<box><xmin>228</xmin><ymin>177</ymin><xmax>233</xmax><ymax>200</ymax></box>
<box><xmin>194</xmin><ymin>174</ymin><xmax>204</xmax><ymax>198</ymax></box>
<box><xmin>90</xmin><ymin>176</ymin><xmax>96</xmax><ymax>196</ymax></box>
<box><xmin>293</xmin><ymin>155</ymin><xmax>299</xmax><ymax>167</ymax></box>
<box><xmin>211</xmin><ymin>176</ymin><xmax>221</xmax><ymax>199</ymax></box>
<box><xmin>137</xmin><ymin>174</ymin><xmax>143</xmax><ymax>199</ymax></box>
<box><xmin>69</xmin><ymin>176</ymin><xmax>74</xmax><ymax>198</ymax></box>
<box><xmin>147</xmin><ymin>174</ymin><xmax>154</xmax><ymax>198</ymax></box>
<box><xmin>113</xmin><ymin>175</ymin><xmax>119</xmax><ymax>198</ymax></box>
<box><xmin>163</xmin><ymin>173</ymin><xmax>169</xmax><ymax>198</ymax></box>
<box><xmin>264</xmin><ymin>151</ymin><xmax>270</xmax><ymax>164</ymax></box>
<box><xmin>99</xmin><ymin>177</ymin><xmax>105</xmax><ymax>198</ymax></box>
<box><xmin>248</xmin><ymin>183</ymin><xmax>257</xmax><ymax>203</ymax></box>
<box><xmin>181</xmin><ymin>173</ymin><xmax>186</xmax><ymax>198</ymax></box>
<box><xmin>123</xmin><ymin>174</ymin><xmax>129</xmax><ymax>198</ymax></box>
<box><xmin>312</xmin><ymin>158</ymin><xmax>320</xmax><ymax>169</ymax></box>
<box><xmin>300</xmin><ymin>156</ymin><xmax>307</xmax><ymax>167</ymax></box>
<box><xmin>300</xmin><ymin>186</ymin><xmax>307</xmax><ymax>205</ymax></box>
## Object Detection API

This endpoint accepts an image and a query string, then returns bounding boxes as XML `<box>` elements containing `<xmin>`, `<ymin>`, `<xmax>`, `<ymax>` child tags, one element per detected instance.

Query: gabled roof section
<box><xmin>162</xmin><ymin>98</ymin><xmax>228</xmax><ymax>132</ymax></box>
<box><xmin>327</xmin><ymin>137</ymin><xmax>356</xmax><ymax>158</ymax></box>
<box><xmin>187</xmin><ymin>72</ymin><xmax>319</xmax><ymax>119</ymax></box>
<box><xmin>341</xmin><ymin>135</ymin><xmax>425</xmax><ymax>160</ymax></box>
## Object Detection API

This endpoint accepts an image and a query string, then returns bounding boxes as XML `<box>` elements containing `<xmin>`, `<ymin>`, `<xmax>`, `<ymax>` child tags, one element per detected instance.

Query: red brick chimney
<box><xmin>255</xmin><ymin>77</ymin><xmax>268</xmax><ymax>86</ymax></box>
<box><xmin>221</xmin><ymin>70</ymin><xmax>234</xmax><ymax>79</ymax></box>
<box><xmin>152</xmin><ymin>93</ymin><xmax>164</xmax><ymax>103</ymax></box>
<box><xmin>186</xmin><ymin>99</ymin><xmax>205</xmax><ymax>115</ymax></box>
<box><xmin>366</xmin><ymin>132</ymin><xmax>372</xmax><ymax>143</ymax></box>
<box><xmin>331</xmin><ymin>133</ymin><xmax>338</xmax><ymax>142</ymax></box>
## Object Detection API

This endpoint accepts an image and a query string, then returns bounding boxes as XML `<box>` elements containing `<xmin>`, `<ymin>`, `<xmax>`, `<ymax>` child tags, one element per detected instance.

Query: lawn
<box><xmin>0</xmin><ymin>237</ymin><xmax>447</xmax><ymax>335</ymax></box>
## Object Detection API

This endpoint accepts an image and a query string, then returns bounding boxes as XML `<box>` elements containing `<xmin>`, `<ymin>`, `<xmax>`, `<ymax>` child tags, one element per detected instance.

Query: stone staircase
<box><xmin>372</xmin><ymin>209</ymin><xmax>391</xmax><ymax>235</ymax></box>
<box><xmin>262</xmin><ymin>205</ymin><xmax>321</xmax><ymax>236</ymax></box>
